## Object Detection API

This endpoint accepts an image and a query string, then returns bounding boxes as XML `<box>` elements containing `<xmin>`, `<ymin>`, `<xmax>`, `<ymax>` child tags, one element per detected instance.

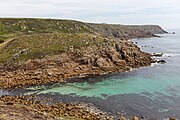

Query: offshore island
<box><xmin>0</xmin><ymin>18</ymin><xmax>169</xmax><ymax>120</ymax></box>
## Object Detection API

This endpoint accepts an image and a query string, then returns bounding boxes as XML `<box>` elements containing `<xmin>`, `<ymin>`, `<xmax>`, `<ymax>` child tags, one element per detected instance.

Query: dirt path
<box><xmin>0</xmin><ymin>37</ymin><xmax>15</xmax><ymax>49</ymax></box>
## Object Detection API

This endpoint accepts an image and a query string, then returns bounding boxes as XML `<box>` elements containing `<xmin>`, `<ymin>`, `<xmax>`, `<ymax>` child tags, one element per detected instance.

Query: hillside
<box><xmin>0</xmin><ymin>18</ymin><xmax>166</xmax><ymax>38</ymax></box>
<box><xmin>0</xmin><ymin>18</ymin><xmax>167</xmax><ymax>89</ymax></box>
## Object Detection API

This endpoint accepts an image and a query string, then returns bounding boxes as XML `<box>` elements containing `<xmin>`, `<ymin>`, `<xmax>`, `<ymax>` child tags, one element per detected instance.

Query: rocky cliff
<box><xmin>88</xmin><ymin>24</ymin><xmax>167</xmax><ymax>38</ymax></box>
<box><xmin>0</xmin><ymin>18</ymin><xmax>166</xmax><ymax>89</ymax></box>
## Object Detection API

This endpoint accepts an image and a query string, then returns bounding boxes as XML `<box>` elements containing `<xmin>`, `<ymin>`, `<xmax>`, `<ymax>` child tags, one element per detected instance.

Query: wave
<box><xmin>151</xmin><ymin>63</ymin><xmax>159</xmax><ymax>67</ymax></box>
<box><xmin>163</xmin><ymin>53</ymin><xmax>179</xmax><ymax>57</ymax></box>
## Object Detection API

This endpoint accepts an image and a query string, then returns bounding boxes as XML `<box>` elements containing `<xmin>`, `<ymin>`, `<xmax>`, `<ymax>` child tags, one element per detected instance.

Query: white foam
<box><xmin>129</xmin><ymin>68</ymin><xmax>137</xmax><ymax>71</ymax></box>
<box><xmin>151</xmin><ymin>63</ymin><xmax>159</xmax><ymax>67</ymax></box>
<box><xmin>163</xmin><ymin>53</ymin><xmax>179</xmax><ymax>57</ymax></box>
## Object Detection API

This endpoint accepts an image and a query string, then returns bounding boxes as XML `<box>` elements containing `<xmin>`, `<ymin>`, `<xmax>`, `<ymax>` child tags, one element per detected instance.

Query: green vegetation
<box><xmin>0</xmin><ymin>18</ymin><xmax>166</xmax><ymax>65</ymax></box>
<box><xmin>0</xmin><ymin>18</ymin><xmax>166</xmax><ymax>36</ymax></box>
<box><xmin>0</xmin><ymin>18</ymin><xmax>93</xmax><ymax>35</ymax></box>
<box><xmin>0</xmin><ymin>38</ymin><xmax>4</xmax><ymax>43</ymax></box>
<box><xmin>0</xmin><ymin>33</ymin><xmax>104</xmax><ymax>64</ymax></box>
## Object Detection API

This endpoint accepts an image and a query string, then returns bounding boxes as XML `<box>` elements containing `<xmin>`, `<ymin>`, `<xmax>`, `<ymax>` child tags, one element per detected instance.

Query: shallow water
<box><xmin>2</xmin><ymin>30</ymin><xmax>180</xmax><ymax>119</ymax></box>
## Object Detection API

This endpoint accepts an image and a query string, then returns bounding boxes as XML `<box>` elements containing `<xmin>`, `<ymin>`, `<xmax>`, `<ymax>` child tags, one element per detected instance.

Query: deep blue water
<box><xmin>1</xmin><ymin>30</ymin><xmax>180</xmax><ymax>119</ymax></box>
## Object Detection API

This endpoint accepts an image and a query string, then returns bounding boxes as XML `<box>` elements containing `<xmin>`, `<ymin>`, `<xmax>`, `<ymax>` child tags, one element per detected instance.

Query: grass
<box><xmin>0</xmin><ymin>33</ymin><xmax>105</xmax><ymax>64</ymax></box>
<box><xmin>0</xmin><ymin>18</ymin><xmax>165</xmax><ymax>65</ymax></box>
<box><xmin>0</xmin><ymin>18</ymin><xmax>164</xmax><ymax>37</ymax></box>
<box><xmin>0</xmin><ymin>18</ymin><xmax>94</xmax><ymax>35</ymax></box>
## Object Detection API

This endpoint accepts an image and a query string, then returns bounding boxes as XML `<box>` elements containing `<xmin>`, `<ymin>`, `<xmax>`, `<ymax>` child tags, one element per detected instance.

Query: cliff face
<box><xmin>0</xmin><ymin>18</ymin><xmax>166</xmax><ymax>88</ymax></box>
<box><xmin>88</xmin><ymin>24</ymin><xmax>167</xmax><ymax>38</ymax></box>
<box><xmin>130</xmin><ymin>25</ymin><xmax>167</xmax><ymax>34</ymax></box>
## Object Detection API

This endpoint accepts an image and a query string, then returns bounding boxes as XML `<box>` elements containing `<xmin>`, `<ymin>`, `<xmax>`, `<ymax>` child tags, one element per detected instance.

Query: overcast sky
<box><xmin>0</xmin><ymin>0</ymin><xmax>180</xmax><ymax>29</ymax></box>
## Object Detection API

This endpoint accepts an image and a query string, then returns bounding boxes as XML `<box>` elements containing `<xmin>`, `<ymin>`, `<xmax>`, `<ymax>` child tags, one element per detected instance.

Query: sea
<box><xmin>1</xmin><ymin>29</ymin><xmax>180</xmax><ymax>119</ymax></box>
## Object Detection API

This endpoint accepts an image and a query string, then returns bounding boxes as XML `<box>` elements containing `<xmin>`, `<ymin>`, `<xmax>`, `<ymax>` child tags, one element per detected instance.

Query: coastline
<box><xmin>0</xmin><ymin>95</ymin><xmax>113</xmax><ymax>120</ymax></box>
<box><xmin>0</xmin><ymin>35</ymin><xmax>154</xmax><ymax>89</ymax></box>
<box><xmin>0</xmin><ymin>38</ymin><xmax>165</xmax><ymax>119</ymax></box>
<box><xmin>0</xmin><ymin>18</ymin><xmax>168</xmax><ymax>119</ymax></box>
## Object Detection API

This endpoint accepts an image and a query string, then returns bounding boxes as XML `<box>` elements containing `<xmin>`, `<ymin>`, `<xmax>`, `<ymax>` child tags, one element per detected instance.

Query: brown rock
<box><xmin>24</xmin><ymin>59</ymin><xmax>36</xmax><ymax>70</ymax></box>
<box><xmin>119</xmin><ymin>116</ymin><xmax>126</xmax><ymax>120</ymax></box>
<box><xmin>95</xmin><ymin>57</ymin><xmax>107</xmax><ymax>68</ymax></box>
<box><xmin>133</xmin><ymin>116</ymin><xmax>139</xmax><ymax>120</ymax></box>
<box><xmin>169</xmin><ymin>117</ymin><xmax>176</xmax><ymax>120</ymax></box>
<box><xmin>46</xmin><ymin>69</ymin><xmax>54</xmax><ymax>76</ymax></box>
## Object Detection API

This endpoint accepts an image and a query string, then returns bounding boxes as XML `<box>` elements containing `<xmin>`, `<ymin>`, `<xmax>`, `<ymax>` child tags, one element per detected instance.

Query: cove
<box><xmin>2</xmin><ymin>30</ymin><xmax>180</xmax><ymax>119</ymax></box>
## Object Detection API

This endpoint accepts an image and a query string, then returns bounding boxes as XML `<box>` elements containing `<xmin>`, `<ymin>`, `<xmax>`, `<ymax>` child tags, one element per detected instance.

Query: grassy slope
<box><xmin>0</xmin><ymin>18</ymin><xmax>166</xmax><ymax>65</ymax></box>
<box><xmin>0</xmin><ymin>18</ymin><xmax>93</xmax><ymax>35</ymax></box>
<box><xmin>0</xmin><ymin>33</ymin><xmax>105</xmax><ymax>64</ymax></box>
<box><xmin>0</xmin><ymin>18</ymin><xmax>95</xmax><ymax>64</ymax></box>
<box><xmin>0</xmin><ymin>18</ymin><xmax>166</xmax><ymax>36</ymax></box>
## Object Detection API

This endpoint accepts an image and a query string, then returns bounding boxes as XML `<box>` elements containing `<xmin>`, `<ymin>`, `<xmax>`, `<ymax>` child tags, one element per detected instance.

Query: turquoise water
<box><xmin>26</xmin><ymin>30</ymin><xmax>180</xmax><ymax>99</ymax></box>
<box><xmin>26</xmin><ymin>72</ymin><xmax>180</xmax><ymax>99</ymax></box>
<box><xmin>3</xmin><ymin>30</ymin><xmax>180</xmax><ymax>119</ymax></box>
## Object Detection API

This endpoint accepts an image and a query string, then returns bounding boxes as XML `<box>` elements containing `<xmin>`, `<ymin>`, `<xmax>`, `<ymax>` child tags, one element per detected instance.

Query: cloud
<box><xmin>0</xmin><ymin>0</ymin><xmax>180</xmax><ymax>28</ymax></box>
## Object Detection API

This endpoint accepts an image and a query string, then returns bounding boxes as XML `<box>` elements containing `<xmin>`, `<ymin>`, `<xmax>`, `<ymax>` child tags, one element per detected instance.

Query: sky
<box><xmin>0</xmin><ymin>0</ymin><xmax>180</xmax><ymax>29</ymax></box>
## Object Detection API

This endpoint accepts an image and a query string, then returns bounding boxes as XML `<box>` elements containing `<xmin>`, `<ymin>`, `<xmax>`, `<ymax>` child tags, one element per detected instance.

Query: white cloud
<box><xmin>0</xmin><ymin>0</ymin><xmax>180</xmax><ymax>28</ymax></box>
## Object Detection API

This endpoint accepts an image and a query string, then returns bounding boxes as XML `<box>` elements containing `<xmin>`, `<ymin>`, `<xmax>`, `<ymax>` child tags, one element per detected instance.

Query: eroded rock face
<box><xmin>90</xmin><ymin>24</ymin><xmax>167</xmax><ymax>39</ymax></box>
<box><xmin>0</xmin><ymin>38</ymin><xmax>152</xmax><ymax>89</ymax></box>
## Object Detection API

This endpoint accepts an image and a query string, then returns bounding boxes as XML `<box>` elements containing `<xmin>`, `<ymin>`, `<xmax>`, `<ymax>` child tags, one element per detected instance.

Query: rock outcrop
<box><xmin>0</xmin><ymin>18</ymin><xmax>167</xmax><ymax>89</ymax></box>
<box><xmin>89</xmin><ymin>24</ymin><xmax>167</xmax><ymax>39</ymax></box>
<box><xmin>0</xmin><ymin>34</ymin><xmax>152</xmax><ymax>89</ymax></box>
<box><xmin>0</xmin><ymin>18</ymin><xmax>169</xmax><ymax>120</ymax></box>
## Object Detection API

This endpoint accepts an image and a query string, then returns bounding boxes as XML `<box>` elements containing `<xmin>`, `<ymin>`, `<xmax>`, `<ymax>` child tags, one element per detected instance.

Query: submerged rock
<box><xmin>152</xmin><ymin>53</ymin><xmax>163</xmax><ymax>57</ymax></box>
<box><xmin>157</xmin><ymin>60</ymin><xmax>167</xmax><ymax>64</ymax></box>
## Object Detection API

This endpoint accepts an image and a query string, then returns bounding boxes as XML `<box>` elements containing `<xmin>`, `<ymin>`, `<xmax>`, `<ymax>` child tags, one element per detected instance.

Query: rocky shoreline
<box><xmin>0</xmin><ymin>95</ymin><xmax>176</xmax><ymax>120</ymax></box>
<box><xmin>0</xmin><ymin>19</ymin><xmax>167</xmax><ymax>90</ymax></box>
<box><xmin>0</xmin><ymin>36</ymin><xmax>153</xmax><ymax>89</ymax></box>
<box><xmin>0</xmin><ymin>18</ymin><xmax>168</xmax><ymax>119</ymax></box>
<box><xmin>0</xmin><ymin>95</ymin><xmax>113</xmax><ymax>120</ymax></box>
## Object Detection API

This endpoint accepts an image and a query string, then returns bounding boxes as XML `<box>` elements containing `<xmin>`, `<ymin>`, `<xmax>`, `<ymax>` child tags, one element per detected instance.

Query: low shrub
<box><xmin>0</xmin><ymin>38</ymin><xmax>4</xmax><ymax>43</ymax></box>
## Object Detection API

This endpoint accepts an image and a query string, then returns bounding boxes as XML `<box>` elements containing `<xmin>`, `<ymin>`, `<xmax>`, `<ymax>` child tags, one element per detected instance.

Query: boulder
<box><xmin>119</xmin><ymin>116</ymin><xmax>126</xmax><ymax>120</ymax></box>
<box><xmin>95</xmin><ymin>57</ymin><xmax>113</xmax><ymax>70</ymax></box>
<box><xmin>152</xmin><ymin>53</ymin><xmax>163</xmax><ymax>57</ymax></box>
<box><xmin>169</xmin><ymin>117</ymin><xmax>176</xmax><ymax>120</ymax></box>
<box><xmin>95</xmin><ymin>57</ymin><xmax>106</xmax><ymax>68</ymax></box>
<box><xmin>133</xmin><ymin>116</ymin><xmax>139</xmax><ymax>120</ymax></box>
<box><xmin>23</xmin><ymin>60</ymin><xmax>36</xmax><ymax>70</ymax></box>
<box><xmin>114</xmin><ymin>60</ymin><xmax>126</xmax><ymax>66</ymax></box>
<box><xmin>157</xmin><ymin>60</ymin><xmax>166</xmax><ymax>64</ymax></box>
<box><xmin>116</xmin><ymin>44</ymin><xmax>122</xmax><ymax>52</ymax></box>
<box><xmin>46</xmin><ymin>69</ymin><xmax>54</xmax><ymax>76</ymax></box>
